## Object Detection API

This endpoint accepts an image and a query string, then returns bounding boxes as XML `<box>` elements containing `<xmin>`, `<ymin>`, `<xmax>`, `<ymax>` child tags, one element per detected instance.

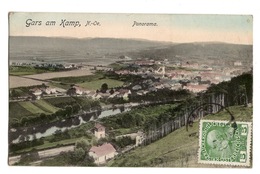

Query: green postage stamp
<box><xmin>198</xmin><ymin>120</ymin><xmax>252</xmax><ymax>166</ymax></box>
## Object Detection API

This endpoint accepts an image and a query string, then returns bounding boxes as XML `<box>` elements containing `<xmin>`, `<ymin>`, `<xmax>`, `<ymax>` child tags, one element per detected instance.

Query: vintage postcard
<box><xmin>8</xmin><ymin>12</ymin><xmax>253</xmax><ymax>167</ymax></box>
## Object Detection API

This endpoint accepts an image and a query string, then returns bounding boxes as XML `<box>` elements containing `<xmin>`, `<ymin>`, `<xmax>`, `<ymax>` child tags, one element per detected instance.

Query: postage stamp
<box><xmin>198</xmin><ymin>120</ymin><xmax>252</xmax><ymax>166</ymax></box>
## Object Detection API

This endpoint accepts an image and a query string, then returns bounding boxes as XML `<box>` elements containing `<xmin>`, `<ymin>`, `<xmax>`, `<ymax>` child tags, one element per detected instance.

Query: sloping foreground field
<box><xmin>108</xmin><ymin>105</ymin><xmax>253</xmax><ymax>167</ymax></box>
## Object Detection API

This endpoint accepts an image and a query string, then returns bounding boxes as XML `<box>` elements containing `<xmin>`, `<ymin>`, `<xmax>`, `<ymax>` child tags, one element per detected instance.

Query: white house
<box><xmin>184</xmin><ymin>84</ymin><xmax>209</xmax><ymax>93</ymax></box>
<box><xmin>29</xmin><ymin>88</ymin><xmax>42</xmax><ymax>96</ymax></box>
<box><xmin>69</xmin><ymin>85</ymin><xmax>90</xmax><ymax>95</ymax></box>
<box><xmin>43</xmin><ymin>87</ymin><xmax>57</xmax><ymax>94</ymax></box>
<box><xmin>89</xmin><ymin>143</ymin><xmax>117</xmax><ymax>164</ymax></box>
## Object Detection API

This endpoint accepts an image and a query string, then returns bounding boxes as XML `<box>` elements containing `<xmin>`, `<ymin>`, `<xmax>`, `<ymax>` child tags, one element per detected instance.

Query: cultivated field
<box><xmin>34</xmin><ymin>100</ymin><xmax>60</xmax><ymax>113</ymax></box>
<box><xmin>23</xmin><ymin>68</ymin><xmax>93</xmax><ymax>80</ymax></box>
<box><xmin>9</xmin><ymin>76</ymin><xmax>45</xmax><ymax>88</ymax></box>
<box><xmin>19</xmin><ymin>102</ymin><xmax>48</xmax><ymax>115</ymax></box>
<box><xmin>44</xmin><ymin>97</ymin><xmax>77</xmax><ymax>108</ymax></box>
<box><xmin>78</xmin><ymin>79</ymin><xmax>124</xmax><ymax>90</ymax></box>
<box><xmin>9</xmin><ymin>100</ymin><xmax>60</xmax><ymax>125</ymax></box>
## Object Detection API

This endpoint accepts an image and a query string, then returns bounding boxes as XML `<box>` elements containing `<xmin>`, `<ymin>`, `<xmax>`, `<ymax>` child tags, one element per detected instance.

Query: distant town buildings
<box><xmin>183</xmin><ymin>84</ymin><xmax>209</xmax><ymax>93</ymax></box>
<box><xmin>10</xmin><ymin>57</ymin><xmax>251</xmax><ymax>102</ymax></box>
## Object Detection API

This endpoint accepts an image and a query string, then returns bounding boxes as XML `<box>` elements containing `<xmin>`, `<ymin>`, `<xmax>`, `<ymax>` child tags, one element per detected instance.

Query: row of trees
<box><xmin>129</xmin><ymin>88</ymin><xmax>190</xmax><ymax>103</ymax></box>
<box><xmin>204</xmin><ymin>72</ymin><xmax>253</xmax><ymax>106</ymax></box>
<box><xmin>100</xmin><ymin>104</ymin><xmax>177</xmax><ymax>132</ymax></box>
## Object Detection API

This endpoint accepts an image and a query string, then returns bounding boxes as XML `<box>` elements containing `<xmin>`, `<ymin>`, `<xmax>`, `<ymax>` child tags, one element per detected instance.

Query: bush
<box><xmin>49</xmin><ymin>129</ymin><xmax>71</xmax><ymax>143</ymax></box>
<box><xmin>114</xmin><ymin>136</ymin><xmax>135</xmax><ymax>148</ymax></box>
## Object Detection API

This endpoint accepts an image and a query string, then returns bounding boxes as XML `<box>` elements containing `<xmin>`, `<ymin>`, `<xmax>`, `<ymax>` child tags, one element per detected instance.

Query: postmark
<box><xmin>198</xmin><ymin>120</ymin><xmax>252</xmax><ymax>166</ymax></box>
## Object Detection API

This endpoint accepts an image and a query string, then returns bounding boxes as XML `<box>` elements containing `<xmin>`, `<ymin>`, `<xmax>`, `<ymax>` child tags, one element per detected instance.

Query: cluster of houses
<box><xmin>67</xmin><ymin>85</ymin><xmax>132</xmax><ymax>100</ymax></box>
<box><xmin>113</xmin><ymin>59</ymin><xmax>249</xmax><ymax>93</ymax></box>
<box><xmin>11</xmin><ymin>58</ymin><xmax>250</xmax><ymax>103</ymax></box>
<box><xmin>66</xmin><ymin>67</ymin><xmax>235</xmax><ymax>99</ymax></box>
<box><xmin>28</xmin><ymin>86</ymin><xmax>58</xmax><ymax>100</ymax></box>
<box><xmin>88</xmin><ymin>123</ymin><xmax>145</xmax><ymax>165</ymax></box>
<box><xmin>10</xmin><ymin>61</ymin><xmax>82</xmax><ymax>70</ymax></box>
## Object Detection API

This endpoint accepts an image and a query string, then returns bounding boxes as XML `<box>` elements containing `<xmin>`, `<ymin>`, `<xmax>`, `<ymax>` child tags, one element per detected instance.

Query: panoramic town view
<box><xmin>8</xmin><ymin>13</ymin><xmax>253</xmax><ymax>167</ymax></box>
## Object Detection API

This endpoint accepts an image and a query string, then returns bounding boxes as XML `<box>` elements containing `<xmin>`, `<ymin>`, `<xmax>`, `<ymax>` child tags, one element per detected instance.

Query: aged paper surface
<box><xmin>8</xmin><ymin>12</ymin><xmax>253</xmax><ymax>168</ymax></box>
<box><xmin>3</xmin><ymin>1</ymin><xmax>252</xmax><ymax>173</ymax></box>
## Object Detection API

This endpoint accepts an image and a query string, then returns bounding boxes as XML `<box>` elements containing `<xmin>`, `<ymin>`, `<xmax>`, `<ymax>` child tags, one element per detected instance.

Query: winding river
<box><xmin>10</xmin><ymin>106</ymin><xmax>132</xmax><ymax>144</ymax></box>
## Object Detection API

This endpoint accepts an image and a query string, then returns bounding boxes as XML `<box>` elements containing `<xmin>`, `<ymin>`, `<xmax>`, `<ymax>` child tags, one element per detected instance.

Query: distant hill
<box><xmin>129</xmin><ymin>42</ymin><xmax>252</xmax><ymax>62</ymax></box>
<box><xmin>9</xmin><ymin>36</ymin><xmax>252</xmax><ymax>66</ymax></box>
<box><xmin>9</xmin><ymin>36</ymin><xmax>170</xmax><ymax>64</ymax></box>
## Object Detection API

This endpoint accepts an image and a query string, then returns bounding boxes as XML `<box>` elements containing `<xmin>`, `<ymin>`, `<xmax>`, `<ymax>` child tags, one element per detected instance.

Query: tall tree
<box><xmin>100</xmin><ymin>83</ymin><xmax>108</xmax><ymax>93</ymax></box>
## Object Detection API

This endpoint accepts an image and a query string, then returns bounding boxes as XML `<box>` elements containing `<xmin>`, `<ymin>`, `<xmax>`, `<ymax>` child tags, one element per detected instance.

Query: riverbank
<box><xmin>9</xmin><ymin>100</ymin><xmax>178</xmax><ymax>144</ymax></box>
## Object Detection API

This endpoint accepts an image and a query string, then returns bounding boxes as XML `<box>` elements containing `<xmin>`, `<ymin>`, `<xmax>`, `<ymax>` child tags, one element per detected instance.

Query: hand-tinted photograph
<box><xmin>8</xmin><ymin>13</ymin><xmax>253</xmax><ymax>167</ymax></box>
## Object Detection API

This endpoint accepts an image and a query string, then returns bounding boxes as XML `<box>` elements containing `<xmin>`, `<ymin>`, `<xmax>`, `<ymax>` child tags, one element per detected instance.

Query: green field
<box><xmin>108</xmin><ymin>105</ymin><xmax>253</xmax><ymax>167</ymax></box>
<box><xmin>9</xmin><ymin>66</ymin><xmax>51</xmax><ymax>76</ymax></box>
<box><xmin>10</xmin><ymin>88</ymin><xmax>28</xmax><ymax>97</ymax></box>
<box><xmin>19</xmin><ymin>101</ymin><xmax>48</xmax><ymax>115</ymax></box>
<box><xmin>48</xmin><ymin>82</ymin><xmax>71</xmax><ymax>90</ymax></box>
<box><xmin>77</xmin><ymin>79</ymin><xmax>124</xmax><ymax>90</ymax></box>
<box><xmin>9</xmin><ymin>102</ymin><xmax>33</xmax><ymax>119</ymax></box>
<box><xmin>9</xmin><ymin>99</ymin><xmax>61</xmax><ymax>126</ymax></box>
<box><xmin>34</xmin><ymin>100</ymin><xmax>60</xmax><ymax>113</ymax></box>
<box><xmin>50</xmin><ymin>73</ymin><xmax>104</xmax><ymax>84</ymax></box>
<box><xmin>44</xmin><ymin>97</ymin><xmax>77</xmax><ymax>108</ymax></box>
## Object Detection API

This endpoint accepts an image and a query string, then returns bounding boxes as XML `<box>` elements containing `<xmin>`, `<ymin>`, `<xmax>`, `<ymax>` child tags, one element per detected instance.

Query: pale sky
<box><xmin>9</xmin><ymin>12</ymin><xmax>253</xmax><ymax>44</ymax></box>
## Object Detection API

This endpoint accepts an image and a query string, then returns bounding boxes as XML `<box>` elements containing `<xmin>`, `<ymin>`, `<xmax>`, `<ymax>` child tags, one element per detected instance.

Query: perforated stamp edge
<box><xmin>198</xmin><ymin>120</ymin><xmax>252</xmax><ymax>166</ymax></box>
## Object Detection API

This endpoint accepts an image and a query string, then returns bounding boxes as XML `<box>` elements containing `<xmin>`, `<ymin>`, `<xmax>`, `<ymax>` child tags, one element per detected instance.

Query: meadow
<box><xmin>9</xmin><ymin>66</ymin><xmax>51</xmax><ymax>76</ymax></box>
<box><xmin>78</xmin><ymin>79</ymin><xmax>124</xmax><ymax>90</ymax></box>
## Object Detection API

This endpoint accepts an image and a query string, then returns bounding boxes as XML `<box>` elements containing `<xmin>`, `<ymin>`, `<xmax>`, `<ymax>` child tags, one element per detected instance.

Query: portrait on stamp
<box><xmin>199</xmin><ymin>120</ymin><xmax>252</xmax><ymax>166</ymax></box>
